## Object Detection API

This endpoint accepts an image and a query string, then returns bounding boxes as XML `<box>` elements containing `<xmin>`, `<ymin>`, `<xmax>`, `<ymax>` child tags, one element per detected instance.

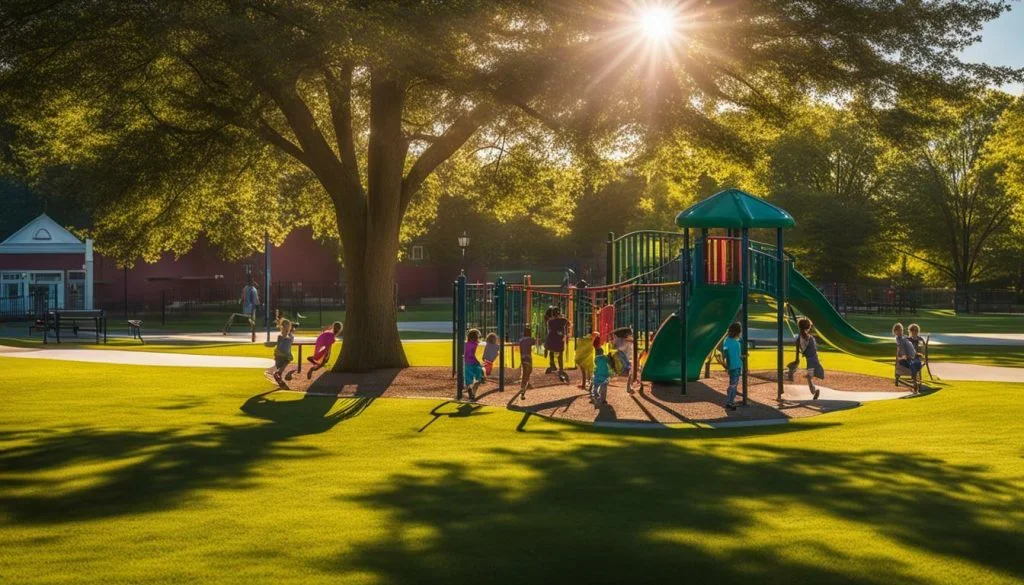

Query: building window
<box><xmin>66</xmin><ymin>271</ymin><xmax>85</xmax><ymax>310</ymax></box>
<box><xmin>411</xmin><ymin>245</ymin><xmax>425</xmax><ymax>261</ymax></box>
<box><xmin>242</xmin><ymin>264</ymin><xmax>253</xmax><ymax>276</ymax></box>
<box><xmin>32</xmin><ymin>228</ymin><xmax>52</xmax><ymax>240</ymax></box>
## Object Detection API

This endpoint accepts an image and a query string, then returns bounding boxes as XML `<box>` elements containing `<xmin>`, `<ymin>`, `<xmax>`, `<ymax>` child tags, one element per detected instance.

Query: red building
<box><xmin>1</xmin><ymin>215</ymin><xmax>449</xmax><ymax>318</ymax></box>
<box><xmin>91</xmin><ymin>227</ymin><xmax>344</xmax><ymax>312</ymax></box>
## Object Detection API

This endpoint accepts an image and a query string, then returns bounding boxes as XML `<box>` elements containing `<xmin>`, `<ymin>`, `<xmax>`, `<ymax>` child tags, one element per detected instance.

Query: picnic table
<box><xmin>42</xmin><ymin>310</ymin><xmax>108</xmax><ymax>344</ymax></box>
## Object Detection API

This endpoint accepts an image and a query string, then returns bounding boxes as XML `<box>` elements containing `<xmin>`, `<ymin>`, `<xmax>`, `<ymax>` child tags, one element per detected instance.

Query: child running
<box><xmin>272</xmin><ymin>319</ymin><xmax>295</xmax><ymax>388</ymax></box>
<box><xmin>518</xmin><ymin>327</ymin><xmax>537</xmax><ymax>400</ymax></box>
<box><xmin>591</xmin><ymin>345</ymin><xmax>611</xmax><ymax>406</ymax></box>
<box><xmin>482</xmin><ymin>332</ymin><xmax>500</xmax><ymax>380</ymax></box>
<box><xmin>306</xmin><ymin>321</ymin><xmax>343</xmax><ymax>379</ymax></box>
<box><xmin>463</xmin><ymin>329</ymin><xmax>484</xmax><ymax>401</ymax></box>
<box><xmin>797</xmin><ymin>318</ymin><xmax>822</xmax><ymax>400</ymax></box>
<box><xmin>721</xmin><ymin>322</ymin><xmax>743</xmax><ymax>411</ymax></box>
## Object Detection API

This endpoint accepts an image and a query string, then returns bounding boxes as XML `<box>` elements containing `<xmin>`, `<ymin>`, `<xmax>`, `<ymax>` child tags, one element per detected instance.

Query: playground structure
<box><xmin>452</xmin><ymin>189</ymin><xmax>891</xmax><ymax>402</ymax></box>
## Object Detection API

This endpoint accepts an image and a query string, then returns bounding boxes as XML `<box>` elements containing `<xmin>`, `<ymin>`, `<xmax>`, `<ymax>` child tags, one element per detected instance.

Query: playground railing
<box><xmin>606</xmin><ymin>230</ymin><xmax>686</xmax><ymax>284</ymax></box>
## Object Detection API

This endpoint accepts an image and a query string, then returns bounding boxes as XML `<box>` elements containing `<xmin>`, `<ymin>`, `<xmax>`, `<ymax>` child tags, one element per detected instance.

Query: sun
<box><xmin>637</xmin><ymin>4</ymin><xmax>677</xmax><ymax>41</ymax></box>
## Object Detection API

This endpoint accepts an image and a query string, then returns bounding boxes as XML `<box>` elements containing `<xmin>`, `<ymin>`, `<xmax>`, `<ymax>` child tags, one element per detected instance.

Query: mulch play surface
<box><xmin>269</xmin><ymin>365</ymin><xmax>915</xmax><ymax>425</ymax></box>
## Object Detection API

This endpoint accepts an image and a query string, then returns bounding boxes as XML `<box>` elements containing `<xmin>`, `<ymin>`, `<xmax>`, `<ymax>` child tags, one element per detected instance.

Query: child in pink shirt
<box><xmin>306</xmin><ymin>321</ymin><xmax>343</xmax><ymax>379</ymax></box>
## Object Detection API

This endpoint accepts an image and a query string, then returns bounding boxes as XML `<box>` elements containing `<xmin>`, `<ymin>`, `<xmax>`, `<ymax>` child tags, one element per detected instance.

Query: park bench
<box><xmin>895</xmin><ymin>334</ymin><xmax>931</xmax><ymax>387</ymax></box>
<box><xmin>41</xmin><ymin>310</ymin><xmax>108</xmax><ymax>344</ymax></box>
<box><xmin>128</xmin><ymin>320</ymin><xmax>145</xmax><ymax>344</ymax></box>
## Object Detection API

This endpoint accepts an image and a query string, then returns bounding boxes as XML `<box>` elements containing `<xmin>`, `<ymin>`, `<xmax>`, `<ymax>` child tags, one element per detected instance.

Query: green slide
<box><xmin>641</xmin><ymin>285</ymin><xmax>743</xmax><ymax>383</ymax></box>
<box><xmin>786</xmin><ymin>265</ymin><xmax>892</xmax><ymax>357</ymax></box>
<box><xmin>641</xmin><ymin>266</ymin><xmax>891</xmax><ymax>384</ymax></box>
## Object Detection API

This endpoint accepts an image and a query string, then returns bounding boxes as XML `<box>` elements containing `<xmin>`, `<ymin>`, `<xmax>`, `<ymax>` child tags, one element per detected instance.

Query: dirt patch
<box><xmin>269</xmin><ymin>363</ymin><xmax>919</xmax><ymax>425</ymax></box>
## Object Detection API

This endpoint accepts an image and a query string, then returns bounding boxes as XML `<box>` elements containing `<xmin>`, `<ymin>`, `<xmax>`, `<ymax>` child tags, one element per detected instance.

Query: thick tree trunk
<box><xmin>332</xmin><ymin>75</ymin><xmax>409</xmax><ymax>372</ymax></box>
<box><xmin>336</xmin><ymin>233</ymin><xmax>408</xmax><ymax>371</ymax></box>
<box><xmin>955</xmin><ymin>279</ymin><xmax>970</xmax><ymax>315</ymax></box>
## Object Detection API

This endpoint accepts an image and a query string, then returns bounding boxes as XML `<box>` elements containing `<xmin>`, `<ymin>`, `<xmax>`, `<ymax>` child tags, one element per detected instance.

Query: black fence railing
<box><xmin>815</xmin><ymin>284</ymin><xmax>1024</xmax><ymax>315</ymax></box>
<box><xmin>1</xmin><ymin>281</ymin><xmax>397</xmax><ymax>331</ymax></box>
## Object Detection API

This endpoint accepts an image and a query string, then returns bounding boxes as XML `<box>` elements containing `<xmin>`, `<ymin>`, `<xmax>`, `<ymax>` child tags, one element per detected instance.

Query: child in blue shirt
<box><xmin>591</xmin><ymin>345</ymin><xmax>611</xmax><ymax>406</ymax></box>
<box><xmin>721</xmin><ymin>322</ymin><xmax>743</xmax><ymax>410</ymax></box>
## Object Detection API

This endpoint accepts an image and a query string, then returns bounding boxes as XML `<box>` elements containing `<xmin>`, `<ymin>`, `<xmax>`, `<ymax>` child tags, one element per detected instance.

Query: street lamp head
<box><xmin>457</xmin><ymin>231</ymin><xmax>469</xmax><ymax>249</ymax></box>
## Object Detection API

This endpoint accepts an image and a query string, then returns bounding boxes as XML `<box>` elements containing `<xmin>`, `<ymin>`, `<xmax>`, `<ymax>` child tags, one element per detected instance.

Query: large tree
<box><xmin>0</xmin><ymin>0</ymin><xmax>1016</xmax><ymax>369</ymax></box>
<box><xmin>890</xmin><ymin>92</ymin><xmax>1022</xmax><ymax>312</ymax></box>
<box><xmin>767</xmin><ymin>107</ymin><xmax>893</xmax><ymax>283</ymax></box>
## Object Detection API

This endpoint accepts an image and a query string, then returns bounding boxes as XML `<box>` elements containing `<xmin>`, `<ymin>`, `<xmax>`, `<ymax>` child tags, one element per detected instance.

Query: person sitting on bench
<box><xmin>893</xmin><ymin>323</ymin><xmax>922</xmax><ymax>393</ymax></box>
<box><xmin>306</xmin><ymin>321</ymin><xmax>343</xmax><ymax>379</ymax></box>
<box><xmin>223</xmin><ymin>276</ymin><xmax>260</xmax><ymax>341</ymax></box>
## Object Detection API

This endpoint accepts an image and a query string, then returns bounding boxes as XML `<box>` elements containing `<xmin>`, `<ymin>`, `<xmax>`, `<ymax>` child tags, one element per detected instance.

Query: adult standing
<box><xmin>223</xmin><ymin>276</ymin><xmax>260</xmax><ymax>341</ymax></box>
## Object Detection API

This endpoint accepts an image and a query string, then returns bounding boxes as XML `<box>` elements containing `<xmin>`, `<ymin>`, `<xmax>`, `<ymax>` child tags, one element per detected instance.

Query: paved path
<box><xmin>747</xmin><ymin>328</ymin><xmax>1024</xmax><ymax>346</ymax></box>
<box><xmin>930</xmin><ymin>362</ymin><xmax>1024</xmax><ymax>383</ymax></box>
<box><xmin>780</xmin><ymin>384</ymin><xmax>914</xmax><ymax>402</ymax></box>
<box><xmin>0</xmin><ymin>346</ymin><xmax>272</xmax><ymax>369</ymax></box>
<box><xmin>4</xmin><ymin>320</ymin><xmax>1022</xmax><ymax>345</ymax></box>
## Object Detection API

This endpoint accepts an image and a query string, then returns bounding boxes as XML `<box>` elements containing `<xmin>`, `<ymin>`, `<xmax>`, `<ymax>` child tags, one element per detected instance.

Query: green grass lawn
<box><xmin>4</xmin><ymin>331</ymin><xmax>1022</xmax><ymax>373</ymax></box>
<box><xmin>0</xmin><ymin>352</ymin><xmax>1021</xmax><ymax>585</ymax></box>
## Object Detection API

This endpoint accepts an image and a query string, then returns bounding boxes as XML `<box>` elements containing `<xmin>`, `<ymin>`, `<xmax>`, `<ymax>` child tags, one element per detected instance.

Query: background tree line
<box><xmin>4</xmin><ymin>91</ymin><xmax>1022</xmax><ymax>306</ymax></box>
<box><xmin>402</xmin><ymin>92</ymin><xmax>1024</xmax><ymax>309</ymax></box>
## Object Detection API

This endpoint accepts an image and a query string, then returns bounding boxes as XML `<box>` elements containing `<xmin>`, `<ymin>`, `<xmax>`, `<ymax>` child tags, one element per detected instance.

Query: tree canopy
<box><xmin>888</xmin><ymin>92</ymin><xmax>1022</xmax><ymax>309</ymax></box>
<box><xmin>0</xmin><ymin>0</ymin><xmax>1019</xmax><ymax>366</ymax></box>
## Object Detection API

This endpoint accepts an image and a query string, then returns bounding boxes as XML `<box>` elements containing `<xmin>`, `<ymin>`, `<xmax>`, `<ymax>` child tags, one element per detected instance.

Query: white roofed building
<box><xmin>0</xmin><ymin>214</ymin><xmax>94</xmax><ymax>317</ymax></box>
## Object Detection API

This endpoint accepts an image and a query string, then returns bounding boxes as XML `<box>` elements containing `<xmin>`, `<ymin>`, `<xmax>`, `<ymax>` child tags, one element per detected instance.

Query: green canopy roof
<box><xmin>676</xmin><ymin>189</ymin><xmax>795</xmax><ymax>229</ymax></box>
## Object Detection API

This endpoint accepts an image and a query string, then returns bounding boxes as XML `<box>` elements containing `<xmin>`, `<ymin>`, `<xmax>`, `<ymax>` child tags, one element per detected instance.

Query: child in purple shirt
<box><xmin>464</xmin><ymin>329</ymin><xmax>484</xmax><ymax>400</ymax></box>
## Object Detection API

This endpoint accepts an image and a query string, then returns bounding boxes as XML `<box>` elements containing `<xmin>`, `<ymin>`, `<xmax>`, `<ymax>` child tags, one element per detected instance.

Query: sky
<box><xmin>960</xmin><ymin>2</ymin><xmax>1024</xmax><ymax>95</ymax></box>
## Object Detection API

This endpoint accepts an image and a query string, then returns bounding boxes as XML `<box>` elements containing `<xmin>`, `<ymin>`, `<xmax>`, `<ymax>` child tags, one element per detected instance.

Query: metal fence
<box><xmin>816</xmin><ymin>284</ymin><xmax>1024</xmax><ymax>315</ymax></box>
<box><xmin>0</xmin><ymin>281</ymin><xmax>396</xmax><ymax>329</ymax></box>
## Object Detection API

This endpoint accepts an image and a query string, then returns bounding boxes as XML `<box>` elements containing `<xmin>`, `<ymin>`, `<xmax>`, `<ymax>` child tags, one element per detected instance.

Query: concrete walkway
<box><xmin>930</xmin><ymin>362</ymin><xmax>1024</xmax><ymax>383</ymax></box>
<box><xmin>747</xmin><ymin>328</ymin><xmax>1024</xmax><ymax>346</ymax></box>
<box><xmin>780</xmin><ymin>384</ymin><xmax>914</xmax><ymax>402</ymax></box>
<box><xmin>0</xmin><ymin>346</ymin><xmax>273</xmax><ymax>369</ymax></box>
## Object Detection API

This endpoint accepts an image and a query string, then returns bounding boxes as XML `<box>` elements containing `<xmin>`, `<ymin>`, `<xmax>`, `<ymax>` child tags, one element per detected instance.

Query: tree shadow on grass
<box><xmin>0</xmin><ymin>390</ymin><xmax>370</xmax><ymax>524</ymax></box>
<box><xmin>330</xmin><ymin>440</ymin><xmax>1023</xmax><ymax>584</ymax></box>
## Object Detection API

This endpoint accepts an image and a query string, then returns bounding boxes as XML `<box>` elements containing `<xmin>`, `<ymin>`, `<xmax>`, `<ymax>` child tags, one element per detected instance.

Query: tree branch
<box><xmin>321</xmin><ymin>61</ymin><xmax>363</xmax><ymax>194</ymax></box>
<box><xmin>264</xmin><ymin>77</ymin><xmax>355</xmax><ymax>207</ymax></box>
<box><xmin>489</xmin><ymin>88</ymin><xmax>560</xmax><ymax>130</ymax></box>
<box><xmin>894</xmin><ymin>245</ymin><xmax>956</xmax><ymax>280</ymax></box>
<box><xmin>406</xmin><ymin>132</ymin><xmax>440</xmax><ymax>143</ymax></box>
<box><xmin>400</xmin><ymin>102</ymin><xmax>496</xmax><ymax>214</ymax></box>
<box><xmin>257</xmin><ymin>117</ymin><xmax>308</xmax><ymax>165</ymax></box>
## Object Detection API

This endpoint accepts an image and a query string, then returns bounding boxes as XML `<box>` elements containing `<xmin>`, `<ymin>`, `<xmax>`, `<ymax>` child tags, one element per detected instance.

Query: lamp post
<box><xmin>457</xmin><ymin>231</ymin><xmax>470</xmax><ymax>274</ymax></box>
